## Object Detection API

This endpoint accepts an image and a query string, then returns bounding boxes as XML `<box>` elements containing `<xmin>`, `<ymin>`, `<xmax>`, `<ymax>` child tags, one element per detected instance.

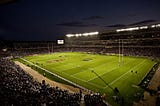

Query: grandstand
<box><xmin>2</xmin><ymin>23</ymin><xmax>159</xmax><ymax>58</ymax></box>
<box><xmin>62</xmin><ymin>24</ymin><xmax>160</xmax><ymax>58</ymax></box>
<box><xmin>0</xmin><ymin>23</ymin><xmax>160</xmax><ymax>106</ymax></box>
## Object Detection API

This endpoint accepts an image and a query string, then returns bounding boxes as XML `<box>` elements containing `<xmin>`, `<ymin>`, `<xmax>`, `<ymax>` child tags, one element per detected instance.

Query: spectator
<box><xmin>0</xmin><ymin>58</ymin><xmax>81</xmax><ymax>106</ymax></box>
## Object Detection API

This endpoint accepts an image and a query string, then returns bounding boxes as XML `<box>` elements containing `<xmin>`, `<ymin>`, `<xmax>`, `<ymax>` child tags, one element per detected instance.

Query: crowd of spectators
<box><xmin>1</xmin><ymin>39</ymin><xmax>160</xmax><ymax>58</ymax></box>
<box><xmin>84</xmin><ymin>93</ymin><xmax>104</xmax><ymax>106</ymax></box>
<box><xmin>156</xmin><ymin>86</ymin><xmax>160</xmax><ymax>106</ymax></box>
<box><xmin>0</xmin><ymin>58</ymin><xmax>106</xmax><ymax>106</ymax></box>
<box><xmin>0</xmin><ymin>58</ymin><xmax>81</xmax><ymax>106</ymax></box>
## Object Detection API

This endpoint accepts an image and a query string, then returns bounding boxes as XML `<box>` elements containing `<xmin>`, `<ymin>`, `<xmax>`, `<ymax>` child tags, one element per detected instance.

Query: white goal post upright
<box><xmin>48</xmin><ymin>43</ymin><xmax>50</xmax><ymax>54</ymax></box>
<box><xmin>122</xmin><ymin>39</ymin><xmax>124</xmax><ymax>64</ymax></box>
<box><xmin>52</xmin><ymin>43</ymin><xmax>53</xmax><ymax>53</ymax></box>
<box><xmin>119</xmin><ymin>39</ymin><xmax>121</xmax><ymax>66</ymax></box>
<box><xmin>118</xmin><ymin>39</ymin><xmax>124</xmax><ymax>66</ymax></box>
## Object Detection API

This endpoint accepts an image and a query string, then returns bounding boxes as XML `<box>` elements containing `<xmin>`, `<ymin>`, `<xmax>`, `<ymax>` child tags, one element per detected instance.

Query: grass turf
<box><xmin>21</xmin><ymin>52</ymin><xmax>156</xmax><ymax>105</ymax></box>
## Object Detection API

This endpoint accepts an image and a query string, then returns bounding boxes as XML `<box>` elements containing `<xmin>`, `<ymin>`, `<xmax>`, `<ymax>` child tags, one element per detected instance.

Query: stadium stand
<box><xmin>62</xmin><ymin>27</ymin><xmax>160</xmax><ymax>58</ymax></box>
<box><xmin>0</xmin><ymin>24</ymin><xmax>160</xmax><ymax>105</ymax></box>
<box><xmin>1</xmin><ymin>26</ymin><xmax>159</xmax><ymax>58</ymax></box>
<box><xmin>0</xmin><ymin>57</ymin><xmax>105</xmax><ymax>106</ymax></box>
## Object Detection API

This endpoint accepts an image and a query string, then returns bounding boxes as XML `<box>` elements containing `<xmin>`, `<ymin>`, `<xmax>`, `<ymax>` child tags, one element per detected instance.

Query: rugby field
<box><xmin>22</xmin><ymin>52</ymin><xmax>157</xmax><ymax>104</ymax></box>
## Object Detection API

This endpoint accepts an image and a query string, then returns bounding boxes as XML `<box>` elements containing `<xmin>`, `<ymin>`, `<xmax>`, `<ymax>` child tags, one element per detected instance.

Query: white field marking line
<box><xmin>49</xmin><ymin>65</ymin><xmax>105</xmax><ymax>89</ymax></box>
<box><xmin>22</xmin><ymin>58</ymin><xmax>104</xmax><ymax>90</ymax></box>
<box><xmin>72</xmin><ymin>62</ymin><xmax>117</xmax><ymax>75</ymax></box>
<box><xmin>48</xmin><ymin>63</ymin><xmax>73</xmax><ymax>72</ymax></box>
<box><xmin>138</xmin><ymin>62</ymin><xmax>156</xmax><ymax>84</ymax></box>
<box><xmin>70</xmin><ymin>75</ymin><xmax>104</xmax><ymax>89</ymax></box>
<box><xmin>49</xmin><ymin>61</ymin><xmax>82</xmax><ymax>72</ymax></box>
<box><xmin>87</xmin><ymin>59</ymin><xmax>134</xmax><ymax>82</ymax></box>
<box><xmin>61</xmin><ymin>64</ymin><xmax>82</xmax><ymax>72</ymax></box>
<box><xmin>41</xmin><ymin>60</ymin><xmax>105</xmax><ymax>89</ymax></box>
<box><xmin>104</xmin><ymin>59</ymin><xmax>147</xmax><ymax>89</ymax></box>
<box><xmin>58</xmin><ymin>66</ymin><xmax>106</xmax><ymax>89</ymax></box>
<box><xmin>71</xmin><ymin>59</ymin><xmax>119</xmax><ymax>76</ymax></box>
<box><xmin>20</xmin><ymin>58</ymin><xmax>87</xmax><ymax>90</ymax></box>
<box><xmin>55</xmin><ymin>63</ymin><xmax>82</xmax><ymax>72</ymax></box>
<box><xmin>52</xmin><ymin>68</ymin><xmax>105</xmax><ymax>89</ymax></box>
<box><xmin>60</xmin><ymin>56</ymin><xmax>116</xmax><ymax>73</ymax></box>
<box><xmin>56</xmin><ymin>68</ymin><xmax>105</xmax><ymax>89</ymax></box>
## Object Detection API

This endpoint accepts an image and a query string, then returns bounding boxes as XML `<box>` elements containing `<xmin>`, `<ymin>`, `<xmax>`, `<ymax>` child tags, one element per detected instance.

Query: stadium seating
<box><xmin>0</xmin><ymin>58</ymin><xmax>105</xmax><ymax>106</ymax></box>
<box><xmin>0</xmin><ymin>25</ymin><xmax>160</xmax><ymax>105</ymax></box>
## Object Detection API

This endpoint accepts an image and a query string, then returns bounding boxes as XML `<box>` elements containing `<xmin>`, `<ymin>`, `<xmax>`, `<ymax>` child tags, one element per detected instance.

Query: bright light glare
<box><xmin>66</xmin><ymin>34</ymin><xmax>74</xmax><ymax>37</ymax></box>
<box><xmin>57</xmin><ymin>40</ymin><xmax>64</xmax><ymax>44</ymax></box>
<box><xmin>156</xmin><ymin>24</ymin><xmax>160</xmax><ymax>27</ymax></box>
<box><xmin>116</xmin><ymin>23</ymin><xmax>160</xmax><ymax>32</ymax></box>
<box><xmin>151</xmin><ymin>25</ymin><xmax>156</xmax><ymax>28</ymax></box>
<box><xmin>116</xmin><ymin>27</ymin><xmax>139</xmax><ymax>32</ymax></box>
<box><xmin>2</xmin><ymin>48</ymin><xmax>7</xmax><ymax>52</ymax></box>
<box><xmin>139</xmin><ymin>26</ymin><xmax>148</xmax><ymax>29</ymax></box>
<box><xmin>66</xmin><ymin>31</ymin><xmax>99</xmax><ymax>37</ymax></box>
<box><xmin>151</xmin><ymin>24</ymin><xmax>160</xmax><ymax>28</ymax></box>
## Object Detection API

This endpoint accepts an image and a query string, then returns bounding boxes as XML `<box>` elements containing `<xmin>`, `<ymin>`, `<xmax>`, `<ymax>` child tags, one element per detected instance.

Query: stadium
<box><xmin>1</xmin><ymin>22</ymin><xmax>160</xmax><ymax>106</ymax></box>
<box><xmin>1</xmin><ymin>0</ymin><xmax>160</xmax><ymax>106</ymax></box>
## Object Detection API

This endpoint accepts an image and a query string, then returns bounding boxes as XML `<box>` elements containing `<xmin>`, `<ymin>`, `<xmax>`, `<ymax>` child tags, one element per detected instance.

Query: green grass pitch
<box><xmin>22</xmin><ymin>52</ymin><xmax>156</xmax><ymax>104</ymax></box>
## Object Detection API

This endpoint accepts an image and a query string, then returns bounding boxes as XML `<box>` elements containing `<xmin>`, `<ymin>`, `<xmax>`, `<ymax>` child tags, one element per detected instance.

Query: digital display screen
<box><xmin>57</xmin><ymin>40</ymin><xmax>64</xmax><ymax>44</ymax></box>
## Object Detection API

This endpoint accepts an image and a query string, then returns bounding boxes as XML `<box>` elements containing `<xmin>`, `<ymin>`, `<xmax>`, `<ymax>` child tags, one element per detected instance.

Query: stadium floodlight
<box><xmin>82</xmin><ymin>33</ymin><xmax>89</xmax><ymax>36</ymax></box>
<box><xmin>89</xmin><ymin>32</ymin><xmax>99</xmax><ymax>35</ymax></box>
<box><xmin>77</xmin><ymin>34</ymin><xmax>83</xmax><ymax>37</ymax></box>
<box><xmin>116</xmin><ymin>27</ymin><xmax>139</xmax><ymax>32</ymax></box>
<box><xmin>151</xmin><ymin>24</ymin><xmax>160</xmax><ymax>28</ymax></box>
<box><xmin>127</xmin><ymin>27</ymin><xmax>139</xmax><ymax>31</ymax></box>
<box><xmin>156</xmin><ymin>24</ymin><xmax>160</xmax><ymax>27</ymax></box>
<box><xmin>139</xmin><ymin>26</ymin><xmax>148</xmax><ymax>29</ymax></box>
<box><xmin>66</xmin><ymin>31</ymin><xmax>99</xmax><ymax>37</ymax></box>
<box><xmin>116</xmin><ymin>23</ymin><xmax>160</xmax><ymax>32</ymax></box>
<box><xmin>151</xmin><ymin>25</ymin><xmax>156</xmax><ymax>28</ymax></box>
<box><xmin>2</xmin><ymin>48</ymin><xmax>7</xmax><ymax>52</ymax></box>
<box><xmin>66</xmin><ymin>34</ymin><xmax>74</xmax><ymax>37</ymax></box>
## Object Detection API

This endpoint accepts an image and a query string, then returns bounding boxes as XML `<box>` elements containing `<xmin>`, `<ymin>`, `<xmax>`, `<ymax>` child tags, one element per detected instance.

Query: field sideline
<box><xmin>21</xmin><ymin>52</ymin><xmax>157</xmax><ymax>104</ymax></box>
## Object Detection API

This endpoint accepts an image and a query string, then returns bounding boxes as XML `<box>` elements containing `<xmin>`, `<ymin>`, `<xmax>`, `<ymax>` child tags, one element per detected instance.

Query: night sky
<box><xmin>0</xmin><ymin>0</ymin><xmax>160</xmax><ymax>41</ymax></box>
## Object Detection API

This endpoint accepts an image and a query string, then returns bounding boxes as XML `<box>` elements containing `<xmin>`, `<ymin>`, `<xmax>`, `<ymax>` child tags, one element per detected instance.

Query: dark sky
<box><xmin>0</xmin><ymin>0</ymin><xmax>160</xmax><ymax>41</ymax></box>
